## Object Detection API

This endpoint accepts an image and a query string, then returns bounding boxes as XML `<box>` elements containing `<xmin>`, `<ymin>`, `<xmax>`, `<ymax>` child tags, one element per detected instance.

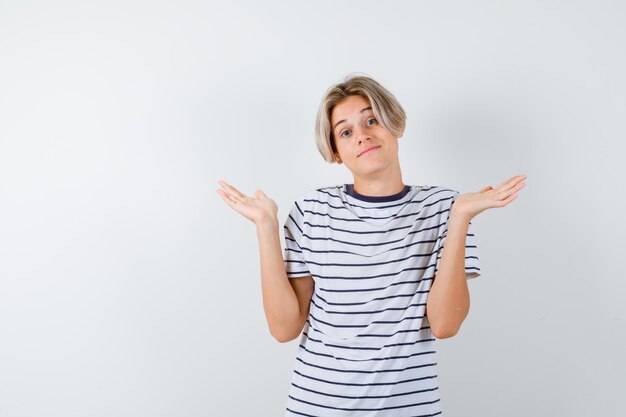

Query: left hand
<box><xmin>451</xmin><ymin>174</ymin><xmax>527</xmax><ymax>222</ymax></box>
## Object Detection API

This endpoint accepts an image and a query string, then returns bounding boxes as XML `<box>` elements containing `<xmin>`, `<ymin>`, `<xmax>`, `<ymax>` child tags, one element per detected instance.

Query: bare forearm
<box><xmin>426</xmin><ymin>211</ymin><xmax>471</xmax><ymax>338</ymax></box>
<box><xmin>256</xmin><ymin>220</ymin><xmax>301</xmax><ymax>341</ymax></box>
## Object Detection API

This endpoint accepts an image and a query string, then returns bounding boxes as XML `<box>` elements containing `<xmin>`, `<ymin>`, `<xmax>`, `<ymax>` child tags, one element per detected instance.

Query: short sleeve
<box><xmin>283</xmin><ymin>199</ymin><xmax>311</xmax><ymax>278</ymax></box>
<box><xmin>434</xmin><ymin>192</ymin><xmax>482</xmax><ymax>280</ymax></box>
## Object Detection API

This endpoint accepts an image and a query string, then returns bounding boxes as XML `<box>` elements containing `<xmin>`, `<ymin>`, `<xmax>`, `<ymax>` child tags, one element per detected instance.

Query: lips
<box><xmin>358</xmin><ymin>146</ymin><xmax>380</xmax><ymax>157</ymax></box>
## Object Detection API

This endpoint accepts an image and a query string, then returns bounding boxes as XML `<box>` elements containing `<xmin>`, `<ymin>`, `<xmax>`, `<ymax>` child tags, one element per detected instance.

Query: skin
<box><xmin>331</xmin><ymin>95</ymin><xmax>405</xmax><ymax>197</ymax></box>
<box><xmin>216</xmin><ymin>94</ymin><xmax>527</xmax><ymax>339</ymax></box>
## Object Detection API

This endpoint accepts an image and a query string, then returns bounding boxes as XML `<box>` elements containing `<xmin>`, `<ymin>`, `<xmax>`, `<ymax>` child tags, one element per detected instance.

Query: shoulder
<box><xmin>416</xmin><ymin>184</ymin><xmax>458</xmax><ymax>196</ymax></box>
<box><xmin>295</xmin><ymin>184</ymin><xmax>343</xmax><ymax>203</ymax></box>
<box><xmin>415</xmin><ymin>185</ymin><xmax>460</xmax><ymax>207</ymax></box>
<box><xmin>287</xmin><ymin>184</ymin><xmax>342</xmax><ymax>213</ymax></box>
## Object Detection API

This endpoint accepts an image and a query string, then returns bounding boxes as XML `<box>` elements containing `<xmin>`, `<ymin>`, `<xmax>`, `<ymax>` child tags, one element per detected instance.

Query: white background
<box><xmin>1</xmin><ymin>1</ymin><xmax>624</xmax><ymax>416</ymax></box>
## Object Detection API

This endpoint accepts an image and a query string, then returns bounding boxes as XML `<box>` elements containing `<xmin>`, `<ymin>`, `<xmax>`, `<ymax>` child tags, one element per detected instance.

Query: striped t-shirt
<box><xmin>282</xmin><ymin>183</ymin><xmax>481</xmax><ymax>417</ymax></box>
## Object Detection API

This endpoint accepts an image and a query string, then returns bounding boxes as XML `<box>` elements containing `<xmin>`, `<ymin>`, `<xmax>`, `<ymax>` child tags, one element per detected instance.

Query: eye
<box><xmin>367</xmin><ymin>118</ymin><xmax>377</xmax><ymax>126</ymax></box>
<box><xmin>340</xmin><ymin>130</ymin><xmax>351</xmax><ymax>138</ymax></box>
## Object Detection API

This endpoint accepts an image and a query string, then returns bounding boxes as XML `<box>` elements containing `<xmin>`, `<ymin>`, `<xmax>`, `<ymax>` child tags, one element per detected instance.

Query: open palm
<box><xmin>216</xmin><ymin>180</ymin><xmax>278</xmax><ymax>225</ymax></box>
<box><xmin>452</xmin><ymin>174</ymin><xmax>527</xmax><ymax>222</ymax></box>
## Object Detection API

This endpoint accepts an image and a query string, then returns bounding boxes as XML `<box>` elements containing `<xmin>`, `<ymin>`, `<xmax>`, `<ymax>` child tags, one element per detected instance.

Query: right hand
<box><xmin>216</xmin><ymin>179</ymin><xmax>278</xmax><ymax>226</ymax></box>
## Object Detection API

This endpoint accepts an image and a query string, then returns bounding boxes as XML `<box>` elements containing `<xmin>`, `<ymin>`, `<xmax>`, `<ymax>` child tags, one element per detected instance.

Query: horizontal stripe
<box><xmin>284</xmin><ymin>235</ymin><xmax>476</xmax><ymax>258</ymax></box>
<box><xmin>282</xmin><ymin>184</ymin><xmax>480</xmax><ymax>415</ymax></box>
<box><xmin>295</xmin><ymin>356</ymin><xmax>436</xmax><ymax>375</ymax></box>
<box><xmin>291</xmin><ymin>381</ymin><xmax>439</xmax><ymax>400</ymax></box>
<box><xmin>298</xmin><ymin>191</ymin><xmax>452</xmax><ymax>218</ymax></box>
<box><xmin>286</xmin><ymin>407</ymin><xmax>441</xmax><ymax>417</ymax></box>
<box><xmin>310</xmin><ymin>298</ymin><xmax>426</xmax><ymax>315</ymax></box>
<box><xmin>303</xmin><ymin>330</ymin><xmax>436</xmax><ymax>352</ymax></box>
<box><xmin>286</xmin><ymin>407</ymin><xmax>442</xmax><ymax>417</ymax></box>
<box><xmin>298</xmin><ymin>342</ymin><xmax>438</xmax><ymax>363</ymax></box>
<box><xmin>295</xmin><ymin>259</ymin><xmax>475</xmax><ymax>281</ymax></box>
<box><xmin>309</xmin><ymin>312</ymin><xmax>427</xmax><ymax>331</ymax></box>
<box><xmin>284</xmin><ymin>259</ymin><xmax>307</xmax><ymax>265</ymax></box>
<box><xmin>316</xmin><ymin>186</ymin><xmax>446</xmax><ymax>210</ymax></box>
<box><xmin>286</xmin><ymin>273</ymin><xmax>311</xmax><ymax>278</ymax></box>
<box><xmin>314</xmin><ymin>290</ymin><xmax>429</xmax><ymax>306</ymax></box>
<box><xmin>316</xmin><ymin>279</ymin><xmax>433</xmax><ymax>293</ymax></box>
<box><xmin>292</xmin><ymin>218</ymin><xmax>445</xmax><ymax>246</ymax></box>
<box><xmin>286</xmin><ymin>407</ymin><xmax>319</xmax><ymax>417</ymax></box>
<box><xmin>293</xmin><ymin>369</ymin><xmax>438</xmax><ymax>388</ymax></box>
<box><xmin>299</xmin><ymin>203</ymin><xmax>449</xmax><ymax>223</ymax></box>
<box><xmin>288</xmin><ymin>393</ymin><xmax>441</xmax><ymax>412</ymax></box>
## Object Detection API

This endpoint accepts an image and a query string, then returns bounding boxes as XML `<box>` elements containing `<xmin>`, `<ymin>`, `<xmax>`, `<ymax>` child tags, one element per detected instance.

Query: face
<box><xmin>330</xmin><ymin>95</ymin><xmax>401</xmax><ymax>178</ymax></box>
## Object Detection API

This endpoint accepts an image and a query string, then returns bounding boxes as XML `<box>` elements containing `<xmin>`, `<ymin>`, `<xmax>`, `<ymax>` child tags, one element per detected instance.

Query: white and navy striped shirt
<box><xmin>282</xmin><ymin>183</ymin><xmax>481</xmax><ymax>417</ymax></box>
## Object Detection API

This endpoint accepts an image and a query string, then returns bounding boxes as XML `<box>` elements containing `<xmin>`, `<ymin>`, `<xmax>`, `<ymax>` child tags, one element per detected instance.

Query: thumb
<box><xmin>479</xmin><ymin>186</ymin><xmax>493</xmax><ymax>193</ymax></box>
<box><xmin>255</xmin><ymin>189</ymin><xmax>267</xmax><ymax>198</ymax></box>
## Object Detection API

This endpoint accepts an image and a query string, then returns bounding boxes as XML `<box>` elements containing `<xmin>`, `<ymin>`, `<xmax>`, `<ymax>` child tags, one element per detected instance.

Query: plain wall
<box><xmin>0</xmin><ymin>0</ymin><xmax>624</xmax><ymax>416</ymax></box>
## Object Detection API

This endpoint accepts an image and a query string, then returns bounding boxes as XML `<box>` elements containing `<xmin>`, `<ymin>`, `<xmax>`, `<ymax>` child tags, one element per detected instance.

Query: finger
<box><xmin>217</xmin><ymin>188</ymin><xmax>239</xmax><ymax>205</ymax></box>
<box><xmin>499</xmin><ymin>181</ymin><xmax>527</xmax><ymax>199</ymax></box>
<box><xmin>496</xmin><ymin>192</ymin><xmax>519</xmax><ymax>206</ymax></box>
<box><xmin>218</xmin><ymin>180</ymin><xmax>242</xmax><ymax>198</ymax></box>
<box><xmin>218</xmin><ymin>180</ymin><xmax>247</xmax><ymax>201</ymax></box>
<box><xmin>494</xmin><ymin>176</ymin><xmax>518</xmax><ymax>191</ymax></box>
<box><xmin>494</xmin><ymin>175</ymin><xmax>527</xmax><ymax>193</ymax></box>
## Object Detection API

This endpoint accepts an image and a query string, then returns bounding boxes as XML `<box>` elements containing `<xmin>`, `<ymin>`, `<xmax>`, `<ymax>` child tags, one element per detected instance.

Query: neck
<box><xmin>352</xmin><ymin>169</ymin><xmax>405</xmax><ymax>197</ymax></box>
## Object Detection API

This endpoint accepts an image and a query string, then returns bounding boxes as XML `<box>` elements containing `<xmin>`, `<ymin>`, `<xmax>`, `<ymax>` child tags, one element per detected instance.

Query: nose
<box><xmin>353</xmin><ymin>124</ymin><xmax>371</xmax><ymax>143</ymax></box>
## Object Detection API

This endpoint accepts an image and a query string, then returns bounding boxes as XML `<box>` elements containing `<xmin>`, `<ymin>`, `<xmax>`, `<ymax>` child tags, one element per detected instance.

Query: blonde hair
<box><xmin>315</xmin><ymin>73</ymin><xmax>407</xmax><ymax>164</ymax></box>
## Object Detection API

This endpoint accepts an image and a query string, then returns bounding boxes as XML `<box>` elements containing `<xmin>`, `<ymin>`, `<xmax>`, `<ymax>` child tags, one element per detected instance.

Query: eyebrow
<box><xmin>332</xmin><ymin>107</ymin><xmax>373</xmax><ymax>132</ymax></box>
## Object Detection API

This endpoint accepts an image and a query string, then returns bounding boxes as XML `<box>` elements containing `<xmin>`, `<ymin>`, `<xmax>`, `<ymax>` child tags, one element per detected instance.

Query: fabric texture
<box><xmin>282</xmin><ymin>184</ymin><xmax>481</xmax><ymax>417</ymax></box>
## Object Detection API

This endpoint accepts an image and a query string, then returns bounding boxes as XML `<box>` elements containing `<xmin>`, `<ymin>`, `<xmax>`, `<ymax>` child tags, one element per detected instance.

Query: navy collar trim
<box><xmin>344</xmin><ymin>184</ymin><xmax>411</xmax><ymax>202</ymax></box>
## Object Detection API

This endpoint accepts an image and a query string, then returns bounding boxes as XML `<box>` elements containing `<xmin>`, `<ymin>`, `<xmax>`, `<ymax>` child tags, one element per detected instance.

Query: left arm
<box><xmin>426</xmin><ymin>174</ymin><xmax>528</xmax><ymax>339</ymax></box>
<box><xmin>426</xmin><ymin>210</ymin><xmax>471</xmax><ymax>339</ymax></box>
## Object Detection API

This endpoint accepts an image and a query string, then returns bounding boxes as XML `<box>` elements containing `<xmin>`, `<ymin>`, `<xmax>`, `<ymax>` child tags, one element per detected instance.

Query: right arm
<box><xmin>217</xmin><ymin>180</ymin><xmax>314</xmax><ymax>343</ymax></box>
<box><xmin>257</xmin><ymin>219</ymin><xmax>314</xmax><ymax>343</ymax></box>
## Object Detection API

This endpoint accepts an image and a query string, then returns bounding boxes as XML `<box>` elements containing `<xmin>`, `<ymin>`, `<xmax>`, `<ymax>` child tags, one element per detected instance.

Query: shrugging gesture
<box><xmin>216</xmin><ymin>179</ymin><xmax>278</xmax><ymax>226</ymax></box>
<box><xmin>451</xmin><ymin>175</ymin><xmax>527</xmax><ymax>222</ymax></box>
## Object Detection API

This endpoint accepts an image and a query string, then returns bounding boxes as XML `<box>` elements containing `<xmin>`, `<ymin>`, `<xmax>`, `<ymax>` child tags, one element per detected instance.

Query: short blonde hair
<box><xmin>315</xmin><ymin>73</ymin><xmax>407</xmax><ymax>164</ymax></box>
